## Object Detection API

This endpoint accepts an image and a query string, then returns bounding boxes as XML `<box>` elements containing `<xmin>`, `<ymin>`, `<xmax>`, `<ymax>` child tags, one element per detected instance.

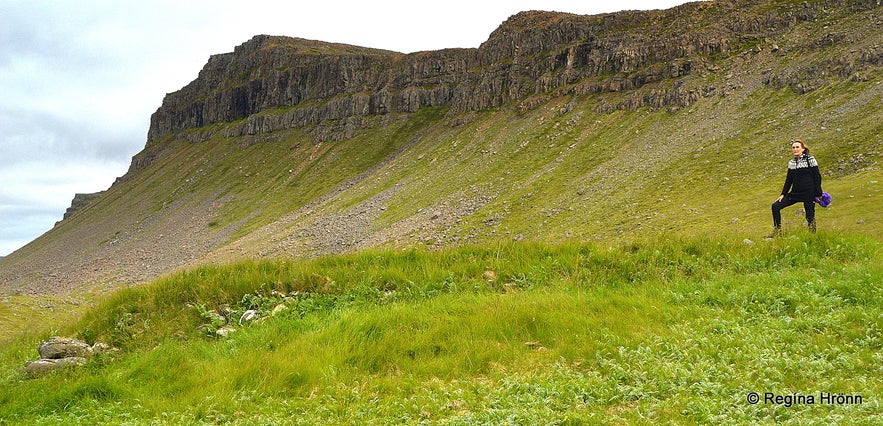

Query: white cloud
<box><xmin>0</xmin><ymin>159</ymin><xmax>129</xmax><ymax>255</ymax></box>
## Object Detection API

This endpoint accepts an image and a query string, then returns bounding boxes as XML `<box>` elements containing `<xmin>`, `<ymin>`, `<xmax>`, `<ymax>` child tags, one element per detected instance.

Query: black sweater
<box><xmin>781</xmin><ymin>154</ymin><xmax>823</xmax><ymax>202</ymax></box>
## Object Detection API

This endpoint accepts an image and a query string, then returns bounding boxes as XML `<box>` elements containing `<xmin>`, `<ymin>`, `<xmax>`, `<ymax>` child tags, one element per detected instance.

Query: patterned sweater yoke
<box><xmin>788</xmin><ymin>154</ymin><xmax>818</xmax><ymax>169</ymax></box>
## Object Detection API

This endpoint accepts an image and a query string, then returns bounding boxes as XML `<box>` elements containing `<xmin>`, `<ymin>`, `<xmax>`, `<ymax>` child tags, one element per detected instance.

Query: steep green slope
<box><xmin>173</xmin><ymin>76</ymin><xmax>882</xmax><ymax>263</ymax></box>
<box><xmin>1</xmin><ymin>0</ymin><xmax>879</xmax><ymax>299</ymax></box>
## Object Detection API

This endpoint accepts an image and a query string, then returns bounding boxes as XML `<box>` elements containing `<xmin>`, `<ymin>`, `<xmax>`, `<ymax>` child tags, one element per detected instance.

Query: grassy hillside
<box><xmin>96</xmin><ymin>77</ymin><xmax>883</xmax><ymax>265</ymax></box>
<box><xmin>2</xmin><ymin>9</ymin><xmax>880</xmax><ymax>295</ymax></box>
<box><xmin>0</xmin><ymin>2</ymin><xmax>880</xmax><ymax>423</ymax></box>
<box><xmin>0</xmin><ymin>234</ymin><xmax>879</xmax><ymax>424</ymax></box>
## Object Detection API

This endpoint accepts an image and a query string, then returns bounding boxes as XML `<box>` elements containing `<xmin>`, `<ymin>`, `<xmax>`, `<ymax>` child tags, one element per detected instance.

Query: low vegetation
<box><xmin>1</xmin><ymin>233</ymin><xmax>879</xmax><ymax>424</ymax></box>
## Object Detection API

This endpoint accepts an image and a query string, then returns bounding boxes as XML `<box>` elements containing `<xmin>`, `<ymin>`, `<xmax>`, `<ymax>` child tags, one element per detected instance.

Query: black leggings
<box><xmin>772</xmin><ymin>195</ymin><xmax>815</xmax><ymax>228</ymax></box>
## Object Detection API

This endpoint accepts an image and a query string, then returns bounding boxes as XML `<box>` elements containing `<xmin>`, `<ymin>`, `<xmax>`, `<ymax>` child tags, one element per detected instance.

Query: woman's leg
<box><xmin>771</xmin><ymin>196</ymin><xmax>798</xmax><ymax>228</ymax></box>
<box><xmin>804</xmin><ymin>200</ymin><xmax>816</xmax><ymax>232</ymax></box>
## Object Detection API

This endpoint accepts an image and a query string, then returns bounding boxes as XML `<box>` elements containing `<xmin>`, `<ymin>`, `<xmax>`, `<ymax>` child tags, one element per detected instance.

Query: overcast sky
<box><xmin>0</xmin><ymin>0</ymin><xmax>691</xmax><ymax>256</ymax></box>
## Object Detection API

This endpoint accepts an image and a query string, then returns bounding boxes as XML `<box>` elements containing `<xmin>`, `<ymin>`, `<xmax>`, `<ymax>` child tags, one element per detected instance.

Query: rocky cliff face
<box><xmin>60</xmin><ymin>192</ymin><xmax>105</xmax><ymax>222</ymax></box>
<box><xmin>141</xmin><ymin>0</ymin><xmax>880</xmax><ymax>160</ymax></box>
<box><xmin>145</xmin><ymin>39</ymin><xmax>404</xmax><ymax>144</ymax></box>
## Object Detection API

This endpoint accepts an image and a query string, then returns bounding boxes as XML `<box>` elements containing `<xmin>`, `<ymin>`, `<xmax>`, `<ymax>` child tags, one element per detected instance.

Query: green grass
<box><xmin>0</xmin><ymin>295</ymin><xmax>88</xmax><ymax>346</ymax></box>
<box><xmin>1</xmin><ymin>234</ymin><xmax>880</xmax><ymax>424</ymax></box>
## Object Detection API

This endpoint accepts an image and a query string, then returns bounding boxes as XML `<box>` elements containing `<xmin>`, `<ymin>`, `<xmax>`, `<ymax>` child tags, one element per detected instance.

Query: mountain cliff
<box><xmin>2</xmin><ymin>0</ymin><xmax>881</xmax><ymax>296</ymax></box>
<box><xmin>143</xmin><ymin>0</ymin><xmax>880</xmax><ymax>146</ymax></box>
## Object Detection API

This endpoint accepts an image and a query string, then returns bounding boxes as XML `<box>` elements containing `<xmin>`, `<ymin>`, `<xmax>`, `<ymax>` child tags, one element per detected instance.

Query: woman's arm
<box><xmin>781</xmin><ymin>168</ymin><xmax>794</xmax><ymax>196</ymax></box>
<box><xmin>811</xmin><ymin>165</ymin><xmax>823</xmax><ymax>197</ymax></box>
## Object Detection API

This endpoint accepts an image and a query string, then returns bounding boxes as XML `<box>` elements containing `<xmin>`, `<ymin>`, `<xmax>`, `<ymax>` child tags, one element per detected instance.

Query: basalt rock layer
<box><xmin>143</xmin><ymin>0</ymin><xmax>881</xmax><ymax>149</ymax></box>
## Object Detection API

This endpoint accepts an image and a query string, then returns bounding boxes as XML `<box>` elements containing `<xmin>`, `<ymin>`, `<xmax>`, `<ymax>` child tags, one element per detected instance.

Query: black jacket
<box><xmin>781</xmin><ymin>154</ymin><xmax>823</xmax><ymax>202</ymax></box>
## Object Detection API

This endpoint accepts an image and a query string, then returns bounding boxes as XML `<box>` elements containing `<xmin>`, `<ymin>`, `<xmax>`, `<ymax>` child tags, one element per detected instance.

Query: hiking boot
<box><xmin>808</xmin><ymin>220</ymin><xmax>816</xmax><ymax>233</ymax></box>
<box><xmin>764</xmin><ymin>228</ymin><xmax>782</xmax><ymax>239</ymax></box>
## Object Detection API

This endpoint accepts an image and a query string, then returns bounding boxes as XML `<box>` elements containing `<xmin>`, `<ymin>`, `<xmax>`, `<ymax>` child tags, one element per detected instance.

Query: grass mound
<box><xmin>0</xmin><ymin>233</ymin><xmax>880</xmax><ymax>424</ymax></box>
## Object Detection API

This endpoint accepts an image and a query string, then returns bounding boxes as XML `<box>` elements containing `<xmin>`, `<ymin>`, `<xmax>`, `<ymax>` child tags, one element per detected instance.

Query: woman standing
<box><xmin>769</xmin><ymin>139</ymin><xmax>823</xmax><ymax>237</ymax></box>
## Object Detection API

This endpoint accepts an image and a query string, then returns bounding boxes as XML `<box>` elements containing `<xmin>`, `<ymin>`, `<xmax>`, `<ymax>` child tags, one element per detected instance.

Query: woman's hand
<box><xmin>775</xmin><ymin>195</ymin><xmax>784</xmax><ymax>202</ymax></box>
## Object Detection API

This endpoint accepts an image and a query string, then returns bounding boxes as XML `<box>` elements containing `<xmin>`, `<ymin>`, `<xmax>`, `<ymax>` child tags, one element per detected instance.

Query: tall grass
<box><xmin>0</xmin><ymin>233</ymin><xmax>880</xmax><ymax>424</ymax></box>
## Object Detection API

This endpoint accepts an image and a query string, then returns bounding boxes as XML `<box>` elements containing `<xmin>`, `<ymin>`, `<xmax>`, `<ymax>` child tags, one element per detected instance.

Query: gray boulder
<box><xmin>25</xmin><ymin>357</ymin><xmax>87</xmax><ymax>376</ymax></box>
<box><xmin>26</xmin><ymin>337</ymin><xmax>117</xmax><ymax>377</ymax></box>
<box><xmin>38</xmin><ymin>337</ymin><xmax>93</xmax><ymax>359</ymax></box>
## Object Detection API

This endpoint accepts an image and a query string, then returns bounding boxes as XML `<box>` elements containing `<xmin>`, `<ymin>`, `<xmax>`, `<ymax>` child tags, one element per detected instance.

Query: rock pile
<box><xmin>24</xmin><ymin>337</ymin><xmax>116</xmax><ymax>377</ymax></box>
<box><xmin>198</xmin><ymin>303</ymin><xmax>286</xmax><ymax>338</ymax></box>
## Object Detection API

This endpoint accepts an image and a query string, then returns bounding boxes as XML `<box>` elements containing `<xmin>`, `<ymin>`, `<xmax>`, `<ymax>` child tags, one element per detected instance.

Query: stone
<box><xmin>25</xmin><ymin>357</ymin><xmax>87</xmax><ymax>377</ymax></box>
<box><xmin>216</xmin><ymin>326</ymin><xmax>237</xmax><ymax>337</ymax></box>
<box><xmin>239</xmin><ymin>309</ymin><xmax>261</xmax><ymax>325</ymax></box>
<box><xmin>271</xmin><ymin>304</ymin><xmax>287</xmax><ymax>316</ymax></box>
<box><xmin>218</xmin><ymin>304</ymin><xmax>233</xmax><ymax>321</ymax></box>
<box><xmin>38</xmin><ymin>337</ymin><xmax>93</xmax><ymax>359</ymax></box>
<box><xmin>205</xmin><ymin>310</ymin><xmax>227</xmax><ymax>325</ymax></box>
<box><xmin>25</xmin><ymin>337</ymin><xmax>119</xmax><ymax>377</ymax></box>
<box><xmin>90</xmin><ymin>342</ymin><xmax>117</xmax><ymax>355</ymax></box>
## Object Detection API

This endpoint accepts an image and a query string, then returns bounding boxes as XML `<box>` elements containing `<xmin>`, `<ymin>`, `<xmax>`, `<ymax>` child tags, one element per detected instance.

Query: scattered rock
<box><xmin>38</xmin><ymin>337</ymin><xmax>93</xmax><ymax>359</ymax></box>
<box><xmin>204</xmin><ymin>310</ymin><xmax>227</xmax><ymax>325</ymax></box>
<box><xmin>90</xmin><ymin>342</ymin><xmax>116</xmax><ymax>355</ymax></box>
<box><xmin>25</xmin><ymin>357</ymin><xmax>87</xmax><ymax>376</ymax></box>
<box><xmin>271</xmin><ymin>304</ymin><xmax>287</xmax><ymax>316</ymax></box>
<box><xmin>239</xmin><ymin>309</ymin><xmax>261</xmax><ymax>325</ymax></box>
<box><xmin>218</xmin><ymin>304</ymin><xmax>233</xmax><ymax>321</ymax></box>
<box><xmin>26</xmin><ymin>337</ymin><xmax>117</xmax><ymax>377</ymax></box>
<box><xmin>216</xmin><ymin>326</ymin><xmax>237</xmax><ymax>337</ymax></box>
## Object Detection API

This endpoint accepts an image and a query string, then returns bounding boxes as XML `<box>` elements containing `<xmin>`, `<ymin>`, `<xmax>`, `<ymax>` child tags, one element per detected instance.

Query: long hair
<box><xmin>792</xmin><ymin>139</ymin><xmax>810</xmax><ymax>155</ymax></box>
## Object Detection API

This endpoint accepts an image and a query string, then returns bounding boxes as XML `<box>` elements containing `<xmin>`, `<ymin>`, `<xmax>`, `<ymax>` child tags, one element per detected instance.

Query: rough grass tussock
<box><xmin>0</xmin><ymin>234</ymin><xmax>879</xmax><ymax>424</ymax></box>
